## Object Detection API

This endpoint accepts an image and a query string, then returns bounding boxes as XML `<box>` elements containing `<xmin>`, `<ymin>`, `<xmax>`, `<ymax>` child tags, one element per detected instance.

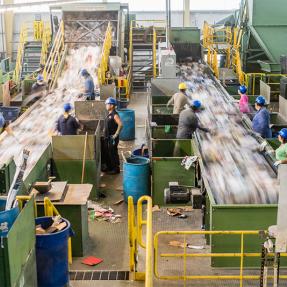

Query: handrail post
<box><xmin>153</xmin><ymin>27</ymin><xmax>157</xmax><ymax>78</ymax></box>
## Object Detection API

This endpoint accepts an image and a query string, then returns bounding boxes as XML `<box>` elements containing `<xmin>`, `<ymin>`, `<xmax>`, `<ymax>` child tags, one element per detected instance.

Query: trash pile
<box><xmin>88</xmin><ymin>201</ymin><xmax>122</xmax><ymax>223</ymax></box>
<box><xmin>166</xmin><ymin>207</ymin><xmax>193</xmax><ymax>219</ymax></box>
<box><xmin>0</xmin><ymin>46</ymin><xmax>101</xmax><ymax>176</ymax></box>
<box><xmin>180</xmin><ymin>62</ymin><xmax>279</xmax><ymax>204</ymax></box>
<box><xmin>36</xmin><ymin>216</ymin><xmax>67</xmax><ymax>235</ymax></box>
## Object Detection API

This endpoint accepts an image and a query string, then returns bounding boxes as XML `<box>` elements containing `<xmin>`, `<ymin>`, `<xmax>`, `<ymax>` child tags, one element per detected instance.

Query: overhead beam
<box><xmin>183</xmin><ymin>0</ymin><xmax>190</xmax><ymax>27</ymax></box>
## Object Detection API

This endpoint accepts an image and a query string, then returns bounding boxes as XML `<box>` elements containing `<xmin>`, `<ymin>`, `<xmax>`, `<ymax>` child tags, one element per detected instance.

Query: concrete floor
<box><xmin>70</xmin><ymin>93</ymin><xmax>287</xmax><ymax>287</ymax></box>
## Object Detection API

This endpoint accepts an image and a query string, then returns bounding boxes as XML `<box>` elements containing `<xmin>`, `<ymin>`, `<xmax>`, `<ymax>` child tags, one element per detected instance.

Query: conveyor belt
<box><xmin>180</xmin><ymin>63</ymin><xmax>279</xmax><ymax>204</ymax></box>
<box><xmin>0</xmin><ymin>46</ymin><xmax>101</xmax><ymax>178</ymax></box>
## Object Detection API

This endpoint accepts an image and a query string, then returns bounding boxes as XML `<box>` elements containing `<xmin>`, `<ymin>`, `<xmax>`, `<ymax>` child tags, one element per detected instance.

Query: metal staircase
<box><xmin>131</xmin><ymin>26</ymin><xmax>165</xmax><ymax>91</ymax></box>
<box><xmin>21</xmin><ymin>41</ymin><xmax>42</xmax><ymax>79</ymax></box>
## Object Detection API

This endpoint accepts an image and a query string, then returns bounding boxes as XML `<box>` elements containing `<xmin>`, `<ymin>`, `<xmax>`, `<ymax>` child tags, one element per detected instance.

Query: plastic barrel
<box><xmin>0</xmin><ymin>199</ymin><xmax>19</xmax><ymax>237</ymax></box>
<box><xmin>117</xmin><ymin>98</ymin><xmax>129</xmax><ymax>109</ymax></box>
<box><xmin>36</xmin><ymin>217</ymin><xmax>71</xmax><ymax>287</ymax></box>
<box><xmin>117</xmin><ymin>109</ymin><xmax>135</xmax><ymax>141</ymax></box>
<box><xmin>123</xmin><ymin>156</ymin><xmax>150</xmax><ymax>203</ymax></box>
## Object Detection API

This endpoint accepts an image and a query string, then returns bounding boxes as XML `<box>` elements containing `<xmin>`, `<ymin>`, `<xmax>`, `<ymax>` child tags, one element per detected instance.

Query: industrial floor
<box><xmin>70</xmin><ymin>93</ymin><xmax>287</xmax><ymax>287</ymax></box>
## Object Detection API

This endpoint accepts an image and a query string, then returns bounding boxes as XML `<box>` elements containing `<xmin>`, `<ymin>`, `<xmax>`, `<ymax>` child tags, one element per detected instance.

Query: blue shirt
<box><xmin>252</xmin><ymin>107</ymin><xmax>272</xmax><ymax>138</ymax></box>
<box><xmin>84</xmin><ymin>76</ymin><xmax>95</xmax><ymax>99</ymax></box>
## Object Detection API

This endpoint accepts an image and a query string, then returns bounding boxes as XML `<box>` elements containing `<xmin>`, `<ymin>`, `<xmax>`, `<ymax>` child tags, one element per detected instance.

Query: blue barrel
<box><xmin>36</xmin><ymin>217</ymin><xmax>71</xmax><ymax>287</ymax></box>
<box><xmin>0</xmin><ymin>199</ymin><xmax>19</xmax><ymax>236</ymax></box>
<box><xmin>117</xmin><ymin>98</ymin><xmax>129</xmax><ymax>109</ymax></box>
<box><xmin>123</xmin><ymin>156</ymin><xmax>150</xmax><ymax>203</ymax></box>
<box><xmin>117</xmin><ymin>109</ymin><xmax>135</xmax><ymax>141</ymax></box>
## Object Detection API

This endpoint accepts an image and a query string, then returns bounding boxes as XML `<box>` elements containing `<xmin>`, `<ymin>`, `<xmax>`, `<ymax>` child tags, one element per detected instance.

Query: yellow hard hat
<box><xmin>178</xmin><ymin>82</ymin><xmax>187</xmax><ymax>90</ymax></box>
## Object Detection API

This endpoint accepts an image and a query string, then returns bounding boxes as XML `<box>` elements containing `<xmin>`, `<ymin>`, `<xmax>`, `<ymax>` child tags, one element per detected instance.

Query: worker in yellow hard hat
<box><xmin>167</xmin><ymin>82</ymin><xmax>191</xmax><ymax>114</ymax></box>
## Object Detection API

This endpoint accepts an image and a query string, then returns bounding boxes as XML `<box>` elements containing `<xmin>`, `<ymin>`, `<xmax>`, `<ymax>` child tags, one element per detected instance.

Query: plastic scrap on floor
<box><xmin>82</xmin><ymin>256</ymin><xmax>103</xmax><ymax>266</ymax></box>
<box><xmin>88</xmin><ymin>201</ymin><xmax>122</xmax><ymax>223</ymax></box>
<box><xmin>168</xmin><ymin>241</ymin><xmax>205</xmax><ymax>250</ymax></box>
<box><xmin>152</xmin><ymin>205</ymin><xmax>161</xmax><ymax>212</ymax></box>
<box><xmin>113</xmin><ymin>199</ymin><xmax>124</xmax><ymax>205</ymax></box>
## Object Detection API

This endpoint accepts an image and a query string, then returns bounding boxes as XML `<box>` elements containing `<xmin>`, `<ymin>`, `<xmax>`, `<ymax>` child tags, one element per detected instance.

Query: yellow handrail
<box><xmin>43</xmin><ymin>21</ymin><xmax>65</xmax><ymax>89</ymax></box>
<box><xmin>40</xmin><ymin>24</ymin><xmax>52</xmax><ymax>65</ymax></box>
<box><xmin>152</xmin><ymin>27</ymin><xmax>157</xmax><ymax>79</ymax></box>
<box><xmin>13</xmin><ymin>24</ymin><xmax>28</xmax><ymax>85</ymax></box>
<box><xmin>98</xmin><ymin>22</ymin><xmax>112</xmax><ymax>85</ymax></box>
<box><xmin>33</xmin><ymin>20</ymin><xmax>44</xmax><ymax>41</ymax></box>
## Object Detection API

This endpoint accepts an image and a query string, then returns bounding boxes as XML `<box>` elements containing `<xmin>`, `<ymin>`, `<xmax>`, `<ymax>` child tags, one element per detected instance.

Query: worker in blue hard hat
<box><xmin>0</xmin><ymin>113</ymin><xmax>5</xmax><ymax>133</ymax></box>
<box><xmin>80</xmin><ymin>68</ymin><xmax>95</xmax><ymax>100</ymax></box>
<box><xmin>32</xmin><ymin>74</ymin><xmax>46</xmax><ymax>91</ymax></box>
<box><xmin>252</xmin><ymin>96</ymin><xmax>272</xmax><ymax>138</ymax></box>
<box><xmin>167</xmin><ymin>82</ymin><xmax>191</xmax><ymax>114</ymax></box>
<box><xmin>238</xmin><ymin>85</ymin><xmax>250</xmax><ymax>113</ymax></box>
<box><xmin>273</xmin><ymin>128</ymin><xmax>287</xmax><ymax>167</ymax></box>
<box><xmin>101</xmin><ymin>97</ymin><xmax>123</xmax><ymax>174</ymax></box>
<box><xmin>56</xmin><ymin>103</ymin><xmax>80</xmax><ymax>135</ymax></box>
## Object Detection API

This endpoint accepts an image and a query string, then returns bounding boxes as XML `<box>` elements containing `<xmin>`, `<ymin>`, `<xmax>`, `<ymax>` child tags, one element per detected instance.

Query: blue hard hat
<box><xmin>191</xmin><ymin>100</ymin><xmax>201</xmax><ymax>109</ymax></box>
<box><xmin>105</xmin><ymin>97</ymin><xmax>117</xmax><ymax>106</ymax></box>
<box><xmin>80</xmin><ymin>68</ymin><xmax>88</xmax><ymax>76</ymax></box>
<box><xmin>255</xmin><ymin>96</ymin><xmax>266</xmax><ymax>106</ymax></box>
<box><xmin>0</xmin><ymin>113</ymin><xmax>4</xmax><ymax>128</ymax></box>
<box><xmin>238</xmin><ymin>85</ymin><xmax>247</xmax><ymax>94</ymax></box>
<box><xmin>63</xmin><ymin>103</ymin><xmax>72</xmax><ymax>112</ymax></box>
<box><xmin>37</xmin><ymin>74</ymin><xmax>44</xmax><ymax>81</ymax></box>
<box><xmin>279</xmin><ymin>128</ymin><xmax>287</xmax><ymax>140</ymax></box>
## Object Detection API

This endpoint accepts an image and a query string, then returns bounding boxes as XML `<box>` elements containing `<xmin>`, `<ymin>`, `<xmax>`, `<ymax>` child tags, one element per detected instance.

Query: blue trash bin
<box><xmin>35</xmin><ymin>217</ymin><xmax>72</xmax><ymax>287</ymax></box>
<box><xmin>117</xmin><ymin>109</ymin><xmax>135</xmax><ymax>141</ymax></box>
<box><xmin>123</xmin><ymin>156</ymin><xmax>150</xmax><ymax>203</ymax></box>
<box><xmin>132</xmin><ymin>146</ymin><xmax>149</xmax><ymax>158</ymax></box>
<box><xmin>0</xmin><ymin>199</ymin><xmax>19</xmax><ymax>237</ymax></box>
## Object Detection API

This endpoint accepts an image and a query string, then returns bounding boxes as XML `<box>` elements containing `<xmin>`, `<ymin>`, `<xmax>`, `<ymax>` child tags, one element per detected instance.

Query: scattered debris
<box><xmin>113</xmin><ymin>199</ymin><xmax>124</xmax><ymax>205</ymax></box>
<box><xmin>166</xmin><ymin>207</ymin><xmax>193</xmax><ymax>217</ymax></box>
<box><xmin>168</xmin><ymin>241</ymin><xmax>205</xmax><ymax>250</ymax></box>
<box><xmin>152</xmin><ymin>205</ymin><xmax>161</xmax><ymax>212</ymax></box>
<box><xmin>82</xmin><ymin>256</ymin><xmax>103</xmax><ymax>266</ymax></box>
<box><xmin>35</xmin><ymin>216</ymin><xmax>67</xmax><ymax>235</ymax></box>
<box><xmin>100</xmin><ymin>183</ymin><xmax>107</xmax><ymax>188</ymax></box>
<box><xmin>178</xmin><ymin>214</ymin><xmax>187</xmax><ymax>219</ymax></box>
<box><xmin>88</xmin><ymin>201</ymin><xmax>122</xmax><ymax>223</ymax></box>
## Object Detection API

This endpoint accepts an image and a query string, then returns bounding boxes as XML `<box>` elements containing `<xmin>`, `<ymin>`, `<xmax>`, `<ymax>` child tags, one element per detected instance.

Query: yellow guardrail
<box><xmin>128</xmin><ymin>195</ymin><xmax>153</xmax><ymax>286</ymax></box>
<box><xmin>13</xmin><ymin>25</ymin><xmax>28</xmax><ymax>85</ymax></box>
<box><xmin>40</xmin><ymin>25</ymin><xmax>52</xmax><ymax>65</ymax></box>
<box><xmin>154</xmin><ymin>230</ymin><xmax>287</xmax><ymax>286</ymax></box>
<box><xmin>153</xmin><ymin>27</ymin><xmax>157</xmax><ymax>79</ymax></box>
<box><xmin>43</xmin><ymin>21</ymin><xmax>65</xmax><ymax>89</ymax></box>
<box><xmin>207</xmin><ymin>47</ymin><xmax>219</xmax><ymax>79</ymax></box>
<box><xmin>33</xmin><ymin>20</ymin><xmax>44</xmax><ymax>41</ymax></box>
<box><xmin>98</xmin><ymin>22</ymin><xmax>112</xmax><ymax>85</ymax></box>
<box><xmin>16</xmin><ymin>195</ymin><xmax>72</xmax><ymax>264</ymax></box>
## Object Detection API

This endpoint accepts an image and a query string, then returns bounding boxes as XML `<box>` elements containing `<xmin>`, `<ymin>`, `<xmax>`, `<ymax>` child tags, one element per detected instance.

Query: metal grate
<box><xmin>70</xmin><ymin>271</ymin><xmax>129</xmax><ymax>281</ymax></box>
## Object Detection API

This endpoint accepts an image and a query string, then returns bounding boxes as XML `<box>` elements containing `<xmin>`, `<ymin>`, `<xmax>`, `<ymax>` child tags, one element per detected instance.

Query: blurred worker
<box><xmin>238</xmin><ymin>85</ymin><xmax>250</xmax><ymax>113</ymax></box>
<box><xmin>101</xmin><ymin>97</ymin><xmax>123</xmax><ymax>174</ymax></box>
<box><xmin>94</xmin><ymin>84</ymin><xmax>100</xmax><ymax>98</ymax></box>
<box><xmin>80</xmin><ymin>69</ymin><xmax>95</xmax><ymax>100</ymax></box>
<box><xmin>56</xmin><ymin>103</ymin><xmax>80</xmax><ymax>135</ymax></box>
<box><xmin>274</xmin><ymin>128</ymin><xmax>287</xmax><ymax>167</ymax></box>
<box><xmin>32</xmin><ymin>74</ymin><xmax>46</xmax><ymax>91</ymax></box>
<box><xmin>176</xmin><ymin>100</ymin><xmax>209</xmax><ymax>139</ymax></box>
<box><xmin>106</xmin><ymin>71</ymin><xmax>113</xmax><ymax>84</ymax></box>
<box><xmin>252</xmin><ymin>96</ymin><xmax>272</xmax><ymax>138</ymax></box>
<box><xmin>167</xmin><ymin>82</ymin><xmax>190</xmax><ymax>114</ymax></box>
<box><xmin>0</xmin><ymin>113</ymin><xmax>5</xmax><ymax>133</ymax></box>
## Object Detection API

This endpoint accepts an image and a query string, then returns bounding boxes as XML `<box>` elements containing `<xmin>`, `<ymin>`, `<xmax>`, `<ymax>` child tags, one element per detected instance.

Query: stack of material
<box><xmin>0</xmin><ymin>46</ymin><xmax>101</xmax><ymax>177</ymax></box>
<box><xmin>180</xmin><ymin>62</ymin><xmax>279</xmax><ymax>204</ymax></box>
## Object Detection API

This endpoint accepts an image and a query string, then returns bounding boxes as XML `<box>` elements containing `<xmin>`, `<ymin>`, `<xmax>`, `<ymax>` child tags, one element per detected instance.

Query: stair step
<box><xmin>70</xmin><ymin>270</ymin><xmax>129</xmax><ymax>281</ymax></box>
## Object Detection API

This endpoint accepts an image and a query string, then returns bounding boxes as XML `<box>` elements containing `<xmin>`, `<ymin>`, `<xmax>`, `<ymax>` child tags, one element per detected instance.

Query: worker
<box><xmin>176</xmin><ymin>100</ymin><xmax>210</xmax><ymax>139</ymax></box>
<box><xmin>56</xmin><ymin>103</ymin><xmax>80</xmax><ymax>135</ymax></box>
<box><xmin>274</xmin><ymin>128</ymin><xmax>287</xmax><ymax>167</ymax></box>
<box><xmin>80</xmin><ymin>69</ymin><xmax>95</xmax><ymax>100</ymax></box>
<box><xmin>32</xmin><ymin>74</ymin><xmax>46</xmax><ymax>91</ymax></box>
<box><xmin>94</xmin><ymin>84</ymin><xmax>100</xmax><ymax>98</ymax></box>
<box><xmin>252</xmin><ymin>96</ymin><xmax>272</xmax><ymax>138</ymax></box>
<box><xmin>238</xmin><ymin>85</ymin><xmax>250</xmax><ymax>113</ymax></box>
<box><xmin>101</xmin><ymin>97</ymin><xmax>123</xmax><ymax>174</ymax></box>
<box><xmin>0</xmin><ymin>113</ymin><xmax>5</xmax><ymax>133</ymax></box>
<box><xmin>167</xmin><ymin>82</ymin><xmax>190</xmax><ymax>114</ymax></box>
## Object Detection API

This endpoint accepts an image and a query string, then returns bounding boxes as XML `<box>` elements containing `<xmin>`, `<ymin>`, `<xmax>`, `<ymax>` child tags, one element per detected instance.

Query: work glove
<box><xmin>259</xmin><ymin>141</ymin><xmax>268</xmax><ymax>152</ymax></box>
<box><xmin>274</xmin><ymin>161</ymin><xmax>282</xmax><ymax>167</ymax></box>
<box><xmin>112</xmin><ymin>134</ymin><xmax>118</xmax><ymax>140</ymax></box>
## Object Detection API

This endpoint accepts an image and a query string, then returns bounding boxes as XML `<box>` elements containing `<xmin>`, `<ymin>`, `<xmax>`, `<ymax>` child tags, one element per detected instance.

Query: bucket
<box><xmin>35</xmin><ymin>217</ymin><xmax>71</xmax><ymax>287</ymax></box>
<box><xmin>0</xmin><ymin>198</ymin><xmax>19</xmax><ymax>236</ymax></box>
<box><xmin>123</xmin><ymin>156</ymin><xmax>150</xmax><ymax>203</ymax></box>
<box><xmin>117</xmin><ymin>109</ymin><xmax>135</xmax><ymax>141</ymax></box>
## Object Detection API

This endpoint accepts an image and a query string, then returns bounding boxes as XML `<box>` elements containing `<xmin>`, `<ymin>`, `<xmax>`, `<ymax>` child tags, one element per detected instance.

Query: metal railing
<box><xmin>43</xmin><ymin>21</ymin><xmax>66</xmax><ymax>90</ymax></box>
<box><xmin>97</xmin><ymin>22</ymin><xmax>112</xmax><ymax>85</ymax></box>
<box><xmin>40</xmin><ymin>25</ymin><xmax>52</xmax><ymax>65</ymax></box>
<box><xmin>33</xmin><ymin>20</ymin><xmax>44</xmax><ymax>41</ymax></box>
<box><xmin>154</xmin><ymin>230</ymin><xmax>287</xmax><ymax>286</ymax></box>
<box><xmin>128</xmin><ymin>195</ymin><xmax>153</xmax><ymax>286</ymax></box>
<box><xmin>152</xmin><ymin>27</ymin><xmax>157</xmax><ymax>79</ymax></box>
<box><xmin>13</xmin><ymin>25</ymin><xmax>28</xmax><ymax>85</ymax></box>
<box><xmin>207</xmin><ymin>47</ymin><xmax>219</xmax><ymax>79</ymax></box>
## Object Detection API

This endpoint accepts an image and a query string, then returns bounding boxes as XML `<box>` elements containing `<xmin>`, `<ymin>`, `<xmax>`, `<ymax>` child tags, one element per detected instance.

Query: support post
<box><xmin>3</xmin><ymin>0</ymin><xmax>14</xmax><ymax>59</ymax></box>
<box><xmin>183</xmin><ymin>0</ymin><xmax>190</xmax><ymax>27</ymax></box>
